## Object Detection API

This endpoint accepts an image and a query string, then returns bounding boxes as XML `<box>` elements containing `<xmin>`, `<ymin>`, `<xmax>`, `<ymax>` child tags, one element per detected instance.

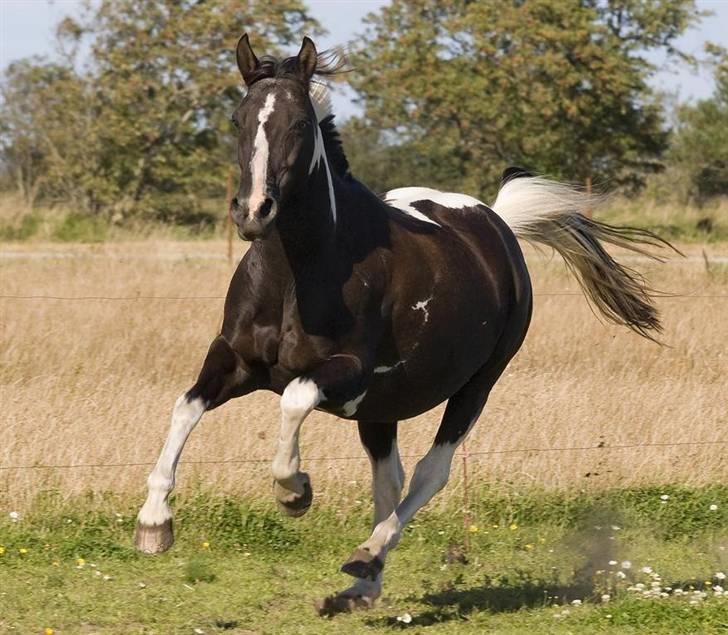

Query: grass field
<box><xmin>1</xmin><ymin>240</ymin><xmax>727</xmax><ymax>504</ymax></box>
<box><xmin>1</xmin><ymin>238</ymin><xmax>727</xmax><ymax>632</ymax></box>
<box><xmin>1</xmin><ymin>487</ymin><xmax>727</xmax><ymax>633</ymax></box>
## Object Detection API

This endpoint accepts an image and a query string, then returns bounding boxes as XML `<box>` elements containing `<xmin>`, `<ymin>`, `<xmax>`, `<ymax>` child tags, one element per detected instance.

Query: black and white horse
<box><xmin>135</xmin><ymin>35</ymin><xmax>672</xmax><ymax>614</ymax></box>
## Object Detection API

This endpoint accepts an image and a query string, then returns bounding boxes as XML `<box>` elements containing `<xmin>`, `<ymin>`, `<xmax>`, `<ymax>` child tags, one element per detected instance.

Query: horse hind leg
<box><xmin>317</xmin><ymin>421</ymin><xmax>403</xmax><ymax>616</ymax></box>
<box><xmin>340</xmin><ymin>360</ymin><xmax>507</xmax><ymax>583</ymax></box>
<box><xmin>135</xmin><ymin>336</ymin><xmax>255</xmax><ymax>553</ymax></box>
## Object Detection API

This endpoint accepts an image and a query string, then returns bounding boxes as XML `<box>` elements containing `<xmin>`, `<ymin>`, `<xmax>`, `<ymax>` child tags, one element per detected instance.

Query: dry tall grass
<box><xmin>1</xmin><ymin>240</ymin><xmax>726</xmax><ymax>509</ymax></box>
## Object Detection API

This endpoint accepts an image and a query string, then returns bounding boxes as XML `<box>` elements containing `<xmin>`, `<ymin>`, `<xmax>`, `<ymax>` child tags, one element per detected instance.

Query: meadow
<box><xmin>1</xmin><ymin>236</ymin><xmax>727</xmax><ymax>633</ymax></box>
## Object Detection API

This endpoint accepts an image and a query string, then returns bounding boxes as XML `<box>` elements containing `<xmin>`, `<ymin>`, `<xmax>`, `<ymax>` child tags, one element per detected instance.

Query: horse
<box><xmin>134</xmin><ymin>35</ymin><xmax>674</xmax><ymax>614</ymax></box>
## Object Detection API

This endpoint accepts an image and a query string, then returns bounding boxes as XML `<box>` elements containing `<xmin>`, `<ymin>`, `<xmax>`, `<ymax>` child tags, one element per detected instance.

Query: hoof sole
<box><xmin>275</xmin><ymin>478</ymin><xmax>313</xmax><ymax>518</ymax></box>
<box><xmin>340</xmin><ymin>548</ymin><xmax>383</xmax><ymax>581</ymax></box>
<box><xmin>134</xmin><ymin>518</ymin><xmax>174</xmax><ymax>554</ymax></box>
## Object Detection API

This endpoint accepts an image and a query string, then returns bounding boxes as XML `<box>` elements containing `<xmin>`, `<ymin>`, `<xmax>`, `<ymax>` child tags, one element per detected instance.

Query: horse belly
<box><xmin>352</xmin><ymin>308</ymin><xmax>504</xmax><ymax>422</ymax></box>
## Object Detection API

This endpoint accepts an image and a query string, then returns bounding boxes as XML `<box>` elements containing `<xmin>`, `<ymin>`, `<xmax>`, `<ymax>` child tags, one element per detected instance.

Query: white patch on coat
<box><xmin>308</xmin><ymin>109</ymin><xmax>337</xmax><ymax>224</ymax></box>
<box><xmin>138</xmin><ymin>394</ymin><xmax>206</xmax><ymax>526</ymax></box>
<box><xmin>272</xmin><ymin>378</ymin><xmax>322</xmax><ymax>485</ymax></box>
<box><xmin>373</xmin><ymin>360</ymin><xmax>405</xmax><ymax>374</ymax></box>
<box><xmin>341</xmin><ymin>390</ymin><xmax>367</xmax><ymax>416</ymax></box>
<box><xmin>248</xmin><ymin>92</ymin><xmax>277</xmax><ymax>214</ymax></box>
<box><xmin>280</xmin><ymin>377</ymin><xmax>322</xmax><ymax>421</ymax></box>
<box><xmin>411</xmin><ymin>297</ymin><xmax>432</xmax><ymax>323</ymax></box>
<box><xmin>384</xmin><ymin>187</ymin><xmax>484</xmax><ymax>226</ymax></box>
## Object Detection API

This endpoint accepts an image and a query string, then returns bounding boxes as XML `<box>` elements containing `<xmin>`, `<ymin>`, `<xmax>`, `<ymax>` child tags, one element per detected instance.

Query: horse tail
<box><xmin>490</xmin><ymin>168</ymin><xmax>679</xmax><ymax>340</ymax></box>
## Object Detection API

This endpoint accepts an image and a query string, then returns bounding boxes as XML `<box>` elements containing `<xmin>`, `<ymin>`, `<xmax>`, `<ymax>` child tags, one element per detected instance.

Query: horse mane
<box><xmin>318</xmin><ymin>114</ymin><xmax>351</xmax><ymax>180</ymax></box>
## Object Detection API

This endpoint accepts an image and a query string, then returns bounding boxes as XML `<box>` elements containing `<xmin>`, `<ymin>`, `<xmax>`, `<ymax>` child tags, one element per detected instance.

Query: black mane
<box><xmin>319</xmin><ymin>114</ymin><xmax>350</xmax><ymax>180</ymax></box>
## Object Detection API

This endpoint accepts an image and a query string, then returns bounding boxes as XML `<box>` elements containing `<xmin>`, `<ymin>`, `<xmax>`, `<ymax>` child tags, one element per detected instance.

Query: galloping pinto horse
<box><xmin>135</xmin><ymin>35</ymin><xmax>673</xmax><ymax>613</ymax></box>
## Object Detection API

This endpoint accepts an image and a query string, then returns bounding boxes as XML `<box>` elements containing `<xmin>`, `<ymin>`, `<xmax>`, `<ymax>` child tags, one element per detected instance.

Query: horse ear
<box><xmin>236</xmin><ymin>33</ymin><xmax>260</xmax><ymax>85</ymax></box>
<box><xmin>296</xmin><ymin>36</ymin><xmax>317</xmax><ymax>81</ymax></box>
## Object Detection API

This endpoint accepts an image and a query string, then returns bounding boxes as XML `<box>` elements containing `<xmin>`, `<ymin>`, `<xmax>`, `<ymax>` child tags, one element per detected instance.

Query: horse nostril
<box><xmin>231</xmin><ymin>197</ymin><xmax>239</xmax><ymax>209</ymax></box>
<box><xmin>259</xmin><ymin>198</ymin><xmax>274</xmax><ymax>218</ymax></box>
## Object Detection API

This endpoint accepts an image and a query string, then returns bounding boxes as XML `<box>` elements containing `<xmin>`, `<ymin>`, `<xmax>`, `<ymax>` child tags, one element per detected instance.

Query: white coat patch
<box><xmin>373</xmin><ymin>360</ymin><xmax>405</xmax><ymax>374</ymax></box>
<box><xmin>341</xmin><ymin>391</ymin><xmax>367</xmax><ymax>416</ymax></box>
<box><xmin>412</xmin><ymin>297</ymin><xmax>432</xmax><ymax>323</ymax></box>
<box><xmin>308</xmin><ymin>106</ymin><xmax>337</xmax><ymax>225</ymax></box>
<box><xmin>384</xmin><ymin>187</ymin><xmax>484</xmax><ymax>227</ymax></box>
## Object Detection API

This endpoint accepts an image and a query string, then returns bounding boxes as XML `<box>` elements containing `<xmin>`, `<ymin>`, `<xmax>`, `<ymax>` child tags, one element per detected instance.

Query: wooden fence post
<box><xmin>585</xmin><ymin>175</ymin><xmax>593</xmax><ymax>218</ymax></box>
<box><xmin>462</xmin><ymin>440</ymin><xmax>471</xmax><ymax>551</ymax></box>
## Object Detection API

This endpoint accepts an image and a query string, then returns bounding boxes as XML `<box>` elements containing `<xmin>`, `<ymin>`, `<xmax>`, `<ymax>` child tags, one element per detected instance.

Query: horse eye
<box><xmin>231</xmin><ymin>115</ymin><xmax>239</xmax><ymax>129</ymax></box>
<box><xmin>293</xmin><ymin>119</ymin><xmax>310</xmax><ymax>131</ymax></box>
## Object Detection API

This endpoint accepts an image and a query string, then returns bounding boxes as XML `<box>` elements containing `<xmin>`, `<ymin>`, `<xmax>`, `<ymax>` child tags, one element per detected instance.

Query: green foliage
<box><xmin>668</xmin><ymin>45</ymin><xmax>728</xmax><ymax>202</ymax></box>
<box><xmin>0</xmin><ymin>212</ymin><xmax>40</xmax><ymax>240</ymax></box>
<box><xmin>52</xmin><ymin>212</ymin><xmax>108</xmax><ymax>242</ymax></box>
<box><xmin>0</xmin><ymin>0</ymin><xmax>322</xmax><ymax>223</ymax></box>
<box><xmin>347</xmin><ymin>0</ymin><xmax>701</xmax><ymax>198</ymax></box>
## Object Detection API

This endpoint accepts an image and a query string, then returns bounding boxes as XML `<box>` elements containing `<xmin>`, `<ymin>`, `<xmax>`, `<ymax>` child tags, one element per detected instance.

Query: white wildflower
<box><xmin>709</xmin><ymin>504</ymin><xmax>718</xmax><ymax>511</ymax></box>
<box><xmin>621</xmin><ymin>561</ymin><xmax>632</xmax><ymax>570</ymax></box>
<box><xmin>608</xmin><ymin>560</ymin><xmax>617</xmax><ymax>566</ymax></box>
<box><xmin>660</xmin><ymin>494</ymin><xmax>669</xmax><ymax>501</ymax></box>
<box><xmin>8</xmin><ymin>512</ymin><xmax>19</xmax><ymax>522</ymax></box>
<box><xmin>715</xmin><ymin>572</ymin><xmax>726</xmax><ymax>581</ymax></box>
<box><xmin>616</xmin><ymin>571</ymin><xmax>627</xmax><ymax>579</ymax></box>
<box><xmin>601</xmin><ymin>594</ymin><xmax>611</xmax><ymax>603</ymax></box>
<box><xmin>571</xmin><ymin>599</ymin><xmax>582</xmax><ymax>606</ymax></box>
<box><xmin>641</xmin><ymin>566</ymin><xmax>653</xmax><ymax>574</ymax></box>
<box><xmin>396</xmin><ymin>613</ymin><xmax>412</xmax><ymax>624</ymax></box>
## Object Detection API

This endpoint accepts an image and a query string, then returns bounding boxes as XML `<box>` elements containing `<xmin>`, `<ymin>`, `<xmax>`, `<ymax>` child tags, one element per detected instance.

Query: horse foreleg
<box><xmin>272</xmin><ymin>354</ymin><xmax>366</xmax><ymax>517</ymax></box>
<box><xmin>135</xmin><ymin>336</ymin><xmax>253</xmax><ymax>553</ymax></box>
<box><xmin>317</xmin><ymin>421</ymin><xmax>403</xmax><ymax>616</ymax></box>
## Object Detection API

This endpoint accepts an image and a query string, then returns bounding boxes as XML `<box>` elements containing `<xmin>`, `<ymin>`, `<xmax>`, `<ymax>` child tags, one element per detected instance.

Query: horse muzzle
<box><xmin>231</xmin><ymin>196</ymin><xmax>278</xmax><ymax>241</ymax></box>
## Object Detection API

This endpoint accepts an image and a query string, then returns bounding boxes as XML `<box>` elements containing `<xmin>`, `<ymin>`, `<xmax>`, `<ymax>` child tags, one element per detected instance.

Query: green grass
<box><xmin>1</xmin><ymin>486</ymin><xmax>727</xmax><ymax>634</ymax></box>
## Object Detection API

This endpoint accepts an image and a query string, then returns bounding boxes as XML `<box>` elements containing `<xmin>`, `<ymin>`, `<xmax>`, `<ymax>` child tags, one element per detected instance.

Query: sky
<box><xmin>1</xmin><ymin>0</ymin><xmax>727</xmax><ymax>119</ymax></box>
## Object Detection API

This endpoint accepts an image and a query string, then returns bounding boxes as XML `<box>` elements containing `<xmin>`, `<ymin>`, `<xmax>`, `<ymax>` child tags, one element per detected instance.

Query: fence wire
<box><xmin>2</xmin><ymin>293</ymin><xmax>728</xmax><ymax>300</ymax></box>
<box><xmin>1</xmin><ymin>439</ymin><xmax>725</xmax><ymax>472</ymax></box>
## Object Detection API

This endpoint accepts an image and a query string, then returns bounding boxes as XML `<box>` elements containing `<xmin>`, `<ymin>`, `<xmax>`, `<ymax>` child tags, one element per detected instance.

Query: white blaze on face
<box><xmin>248</xmin><ymin>92</ymin><xmax>277</xmax><ymax>214</ymax></box>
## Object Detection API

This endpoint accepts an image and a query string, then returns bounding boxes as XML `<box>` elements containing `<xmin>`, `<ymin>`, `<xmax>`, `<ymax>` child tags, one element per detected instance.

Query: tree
<box><xmin>0</xmin><ymin>0</ymin><xmax>321</xmax><ymax>222</ymax></box>
<box><xmin>667</xmin><ymin>45</ymin><xmax>728</xmax><ymax>202</ymax></box>
<box><xmin>347</xmin><ymin>0</ymin><xmax>700</xmax><ymax>199</ymax></box>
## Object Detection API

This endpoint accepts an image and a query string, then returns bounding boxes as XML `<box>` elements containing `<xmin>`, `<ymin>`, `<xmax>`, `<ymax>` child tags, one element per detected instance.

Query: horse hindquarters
<box><xmin>330</xmin><ymin>286</ymin><xmax>531</xmax><ymax>608</ymax></box>
<box><xmin>135</xmin><ymin>336</ymin><xmax>257</xmax><ymax>554</ymax></box>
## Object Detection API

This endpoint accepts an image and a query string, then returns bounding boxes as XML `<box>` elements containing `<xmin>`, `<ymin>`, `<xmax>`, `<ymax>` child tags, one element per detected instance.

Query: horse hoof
<box><xmin>274</xmin><ymin>477</ymin><xmax>313</xmax><ymax>518</ymax></box>
<box><xmin>134</xmin><ymin>518</ymin><xmax>174</xmax><ymax>554</ymax></box>
<box><xmin>340</xmin><ymin>548</ymin><xmax>383</xmax><ymax>581</ymax></box>
<box><xmin>315</xmin><ymin>592</ymin><xmax>375</xmax><ymax>617</ymax></box>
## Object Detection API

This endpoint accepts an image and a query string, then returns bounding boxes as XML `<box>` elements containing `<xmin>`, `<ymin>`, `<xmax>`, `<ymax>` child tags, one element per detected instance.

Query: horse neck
<box><xmin>275</xmin><ymin>162</ymin><xmax>340</xmax><ymax>273</ymax></box>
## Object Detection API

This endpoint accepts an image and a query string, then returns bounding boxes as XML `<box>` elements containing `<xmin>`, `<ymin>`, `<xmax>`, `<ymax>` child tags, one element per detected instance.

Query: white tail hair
<box><xmin>491</xmin><ymin>174</ymin><xmax>678</xmax><ymax>340</ymax></box>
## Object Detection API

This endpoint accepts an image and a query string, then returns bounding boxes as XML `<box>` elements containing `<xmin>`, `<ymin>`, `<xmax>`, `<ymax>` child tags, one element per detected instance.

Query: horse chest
<box><xmin>275</xmin><ymin>313</ymin><xmax>336</xmax><ymax>377</ymax></box>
